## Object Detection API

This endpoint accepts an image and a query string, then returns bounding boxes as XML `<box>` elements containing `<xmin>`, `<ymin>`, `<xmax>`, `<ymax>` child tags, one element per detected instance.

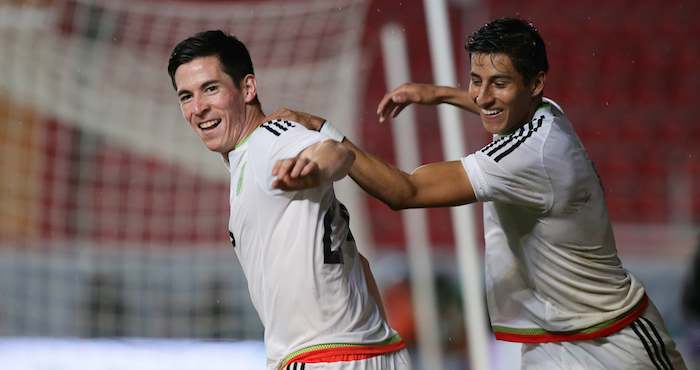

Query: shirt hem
<box><xmin>277</xmin><ymin>333</ymin><xmax>405</xmax><ymax>369</ymax></box>
<box><xmin>493</xmin><ymin>293</ymin><xmax>648</xmax><ymax>343</ymax></box>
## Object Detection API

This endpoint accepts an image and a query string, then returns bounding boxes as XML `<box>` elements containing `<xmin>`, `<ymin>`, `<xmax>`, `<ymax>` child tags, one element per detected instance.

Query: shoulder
<box><xmin>250</xmin><ymin>119</ymin><xmax>319</xmax><ymax>150</ymax></box>
<box><xmin>257</xmin><ymin>119</ymin><xmax>300</xmax><ymax>138</ymax></box>
<box><xmin>483</xmin><ymin>116</ymin><xmax>547</xmax><ymax>160</ymax></box>
<box><xmin>538</xmin><ymin>99</ymin><xmax>584</xmax><ymax>163</ymax></box>
<box><xmin>482</xmin><ymin>99</ymin><xmax>580</xmax><ymax>169</ymax></box>
<box><xmin>250</xmin><ymin>119</ymin><xmax>302</xmax><ymax>146</ymax></box>
<box><xmin>474</xmin><ymin>115</ymin><xmax>552</xmax><ymax>179</ymax></box>
<box><xmin>249</xmin><ymin>119</ymin><xmax>326</xmax><ymax>166</ymax></box>
<box><xmin>464</xmin><ymin>115</ymin><xmax>552</xmax><ymax>208</ymax></box>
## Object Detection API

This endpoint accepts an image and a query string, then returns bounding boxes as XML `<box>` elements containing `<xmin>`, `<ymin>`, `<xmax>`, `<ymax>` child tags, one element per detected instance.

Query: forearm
<box><xmin>343</xmin><ymin>138</ymin><xmax>476</xmax><ymax>209</ymax></box>
<box><xmin>307</xmin><ymin>139</ymin><xmax>355</xmax><ymax>182</ymax></box>
<box><xmin>342</xmin><ymin>139</ymin><xmax>416</xmax><ymax>210</ymax></box>
<box><xmin>432</xmin><ymin>85</ymin><xmax>478</xmax><ymax>114</ymax></box>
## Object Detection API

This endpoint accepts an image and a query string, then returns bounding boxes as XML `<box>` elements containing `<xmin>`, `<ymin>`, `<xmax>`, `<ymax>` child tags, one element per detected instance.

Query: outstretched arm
<box><xmin>376</xmin><ymin>83</ymin><xmax>479</xmax><ymax>122</ymax></box>
<box><xmin>272</xmin><ymin>139</ymin><xmax>355</xmax><ymax>191</ymax></box>
<box><xmin>268</xmin><ymin>109</ymin><xmax>476</xmax><ymax>209</ymax></box>
<box><xmin>344</xmin><ymin>140</ymin><xmax>475</xmax><ymax>209</ymax></box>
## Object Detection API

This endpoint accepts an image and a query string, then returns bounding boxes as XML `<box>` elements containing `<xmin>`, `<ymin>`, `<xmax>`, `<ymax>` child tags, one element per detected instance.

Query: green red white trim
<box><xmin>493</xmin><ymin>294</ymin><xmax>649</xmax><ymax>343</ymax></box>
<box><xmin>278</xmin><ymin>334</ymin><xmax>405</xmax><ymax>369</ymax></box>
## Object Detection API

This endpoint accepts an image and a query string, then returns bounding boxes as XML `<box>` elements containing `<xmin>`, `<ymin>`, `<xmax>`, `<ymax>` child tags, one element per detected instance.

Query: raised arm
<box><xmin>376</xmin><ymin>83</ymin><xmax>479</xmax><ymax>122</ymax></box>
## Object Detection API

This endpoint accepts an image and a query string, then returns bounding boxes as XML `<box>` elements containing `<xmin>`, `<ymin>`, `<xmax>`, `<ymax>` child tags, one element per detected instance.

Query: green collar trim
<box><xmin>234</xmin><ymin>132</ymin><xmax>253</xmax><ymax>150</ymax></box>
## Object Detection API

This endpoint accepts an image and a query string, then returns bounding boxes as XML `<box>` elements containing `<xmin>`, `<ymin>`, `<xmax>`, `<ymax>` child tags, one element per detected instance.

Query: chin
<box><xmin>203</xmin><ymin>140</ymin><xmax>224</xmax><ymax>153</ymax></box>
<box><xmin>482</xmin><ymin>122</ymin><xmax>502</xmax><ymax>135</ymax></box>
<box><xmin>208</xmin><ymin>145</ymin><xmax>229</xmax><ymax>154</ymax></box>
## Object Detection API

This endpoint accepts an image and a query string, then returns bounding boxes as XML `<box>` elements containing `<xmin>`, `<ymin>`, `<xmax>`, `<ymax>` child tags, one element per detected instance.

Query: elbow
<box><xmin>384</xmin><ymin>194</ymin><xmax>412</xmax><ymax>211</ymax></box>
<box><xmin>336</xmin><ymin>147</ymin><xmax>355</xmax><ymax>180</ymax></box>
<box><xmin>386</xmin><ymin>200</ymin><xmax>404</xmax><ymax>211</ymax></box>
<box><xmin>345</xmin><ymin>148</ymin><xmax>356</xmax><ymax>168</ymax></box>
<box><xmin>382</xmin><ymin>175</ymin><xmax>416</xmax><ymax>211</ymax></box>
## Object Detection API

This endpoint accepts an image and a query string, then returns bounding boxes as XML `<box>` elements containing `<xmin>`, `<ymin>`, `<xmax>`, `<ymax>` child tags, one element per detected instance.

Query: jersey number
<box><xmin>322</xmin><ymin>201</ymin><xmax>354</xmax><ymax>264</ymax></box>
<box><xmin>228</xmin><ymin>230</ymin><xmax>236</xmax><ymax>249</ymax></box>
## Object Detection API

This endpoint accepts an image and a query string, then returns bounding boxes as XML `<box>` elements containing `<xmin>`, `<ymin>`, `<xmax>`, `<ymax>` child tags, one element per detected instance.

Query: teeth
<box><xmin>198</xmin><ymin>119</ymin><xmax>220</xmax><ymax>129</ymax></box>
<box><xmin>483</xmin><ymin>109</ymin><xmax>502</xmax><ymax>116</ymax></box>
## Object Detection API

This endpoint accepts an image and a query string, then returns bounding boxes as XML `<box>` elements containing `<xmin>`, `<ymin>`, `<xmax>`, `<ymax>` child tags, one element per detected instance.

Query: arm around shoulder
<box><xmin>266</xmin><ymin>109</ymin><xmax>478</xmax><ymax>207</ymax></box>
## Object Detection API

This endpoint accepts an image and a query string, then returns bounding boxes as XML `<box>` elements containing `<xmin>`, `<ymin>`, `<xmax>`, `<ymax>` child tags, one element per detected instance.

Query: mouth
<box><xmin>198</xmin><ymin>119</ymin><xmax>221</xmax><ymax>131</ymax></box>
<box><xmin>481</xmin><ymin>108</ymin><xmax>503</xmax><ymax>118</ymax></box>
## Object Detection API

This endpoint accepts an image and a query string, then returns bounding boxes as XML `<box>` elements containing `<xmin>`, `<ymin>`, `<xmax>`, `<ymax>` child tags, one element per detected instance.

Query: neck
<box><xmin>221</xmin><ymin>104</ymin><xmax>267</xmax><ymax>162</ymax></box>
<box><xmin>523</xmin><ymin>97</ymin><xmax>543</xmax><ymax>124</ymax></box>
<box><xmin>237</xmin><ymin>103</ymin><xmax>267</xmax><ymax>145</ymax></box>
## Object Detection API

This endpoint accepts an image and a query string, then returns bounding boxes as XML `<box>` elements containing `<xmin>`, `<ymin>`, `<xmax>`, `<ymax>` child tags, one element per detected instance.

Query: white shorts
<box><xmin>521</xmin><ymin>301</ymin><xmax>687</xmax><ymax>370</ymax></box>
<box><xmin>283</xmin><ymin>348</ymin><xmax>412</xmax><ymax>370</ymax></box>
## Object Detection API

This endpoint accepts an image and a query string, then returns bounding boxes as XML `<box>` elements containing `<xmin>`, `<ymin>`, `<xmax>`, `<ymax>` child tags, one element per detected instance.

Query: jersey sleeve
<box><xmin>462</xmin><ymin>145</ymin><xmax>553</xmax><ymax>212</ymax></box>
<box><xmin>248</xmin><ymin>120</ymin><xmax>330</xmax><ymax>195</ymax></box>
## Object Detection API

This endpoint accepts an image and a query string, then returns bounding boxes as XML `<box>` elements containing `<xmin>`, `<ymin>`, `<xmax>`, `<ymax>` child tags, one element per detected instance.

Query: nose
<box><xmin>475</xmin><ymin>85</ymin><xmax>494</xmax><ymax>107</ymax></box>
<box><xmin>191</xmin><ymin>96</ymin><xmax>209</xmax><ymax>117</ymax></box>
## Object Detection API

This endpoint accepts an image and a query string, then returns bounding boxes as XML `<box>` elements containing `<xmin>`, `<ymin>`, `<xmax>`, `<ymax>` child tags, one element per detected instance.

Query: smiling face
<box><xmin>468</xmin><ymin>52</ymin><xmax>544</xmax><ymax>135</ymax></box>
<box><xmin>174</xmin><ymin>55</ymin><xmax>252</xmax><ymax>154</ymax></box>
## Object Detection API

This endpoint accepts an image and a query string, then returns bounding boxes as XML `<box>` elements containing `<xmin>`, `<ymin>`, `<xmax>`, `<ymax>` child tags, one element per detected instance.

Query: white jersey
<box><xmin>226</xmin><ymin>120</ymin><xmax>401</xmax><ymax>369</ymax></box>
<box><xmin>462</xmin><ymin>98</ymin><xmax>647</xmax><ymax>343</ymax></box>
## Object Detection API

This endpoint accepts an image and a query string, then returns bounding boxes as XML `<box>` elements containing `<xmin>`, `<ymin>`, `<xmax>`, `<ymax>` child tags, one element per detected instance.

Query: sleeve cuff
<box><xmin>461</xmin><ymin>154</ymin><xmax>489</xmax><ymax>202</ymax></box>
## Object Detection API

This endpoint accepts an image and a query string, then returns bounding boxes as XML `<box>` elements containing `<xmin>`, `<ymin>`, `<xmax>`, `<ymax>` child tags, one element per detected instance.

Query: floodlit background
<box><xmin>1</xmin><ymin>0</ymin><xmax>698</xmax><ymax>369</ymax></box>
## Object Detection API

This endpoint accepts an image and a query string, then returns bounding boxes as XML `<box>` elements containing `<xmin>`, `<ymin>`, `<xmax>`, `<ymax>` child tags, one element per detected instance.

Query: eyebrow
<box><xmin>177</xmin><ymin>79</ymin><xmax>219</xmax><ymax>97</ymax></box>
<box><xmin>470</xmin><ymin>72</ymin><xmax>513</xmax><ymax>81</ymax></box>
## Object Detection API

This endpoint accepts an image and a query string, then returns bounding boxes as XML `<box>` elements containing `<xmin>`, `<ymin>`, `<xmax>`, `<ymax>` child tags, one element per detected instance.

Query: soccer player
<box><xmin>167</xmin><ymin>30</ymin><xmax>410</xmax><ymax>370</ymax></box>
<box><xmin>276</xmin><ymin>18</ymin><xmax>687</xmax><ymax>370</ymax></box>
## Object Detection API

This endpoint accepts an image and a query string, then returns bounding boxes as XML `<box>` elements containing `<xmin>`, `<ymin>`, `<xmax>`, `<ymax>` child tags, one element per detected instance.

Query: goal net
<box><xmin>0</xmin><ymin>0</ymin><xmax>368</xmax><ymax>339</ymax></box>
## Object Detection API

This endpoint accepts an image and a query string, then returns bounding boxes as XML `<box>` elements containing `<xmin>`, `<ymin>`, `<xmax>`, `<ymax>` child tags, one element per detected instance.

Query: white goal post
<box><xmin>423</xmin><ymin>0</ymin><xmax>491</xmax><ymax>369</ymax></box>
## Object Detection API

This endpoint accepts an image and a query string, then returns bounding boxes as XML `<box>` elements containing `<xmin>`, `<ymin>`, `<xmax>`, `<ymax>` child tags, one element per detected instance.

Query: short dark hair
<box><xmin>167</xmin><ymin>30</ymin><xmax>254</xmax><ymax>90</ymax></box>
<box><xmin>466</xmin><ymin>18</ymin><xmax>548</xmax><ymax>84</ymax></box>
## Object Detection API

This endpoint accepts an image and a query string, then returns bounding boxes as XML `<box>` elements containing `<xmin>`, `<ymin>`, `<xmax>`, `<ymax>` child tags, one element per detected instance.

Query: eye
<box><xmin>205</xmin><ymin>85</ymin><xmax>218</xmax><ymax>93</ymax></box>
<box><xmin>179</xmin><ymin>94</ymin><xmax>191</xmax><ymax>103</ymax></box>
<box><xmin>494</xmin><ymin>80</ymin><xmax>508</xmax><ymax>88</ymax></box>
<box><xmin>470</xmin><ymin>78</ymin><xmax>482</xmax><ymax>86</ymax></box>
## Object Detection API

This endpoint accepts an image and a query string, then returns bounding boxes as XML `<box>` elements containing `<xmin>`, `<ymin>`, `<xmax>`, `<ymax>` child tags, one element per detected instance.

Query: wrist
<box><xmin>319</xmin><ymin>121</ymin><xmax>345</xmax><ymax>142</ymax></box>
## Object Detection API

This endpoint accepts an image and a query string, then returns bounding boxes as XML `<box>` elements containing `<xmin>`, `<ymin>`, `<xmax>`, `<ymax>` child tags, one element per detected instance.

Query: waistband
<box><xmin>278</xmin><ymin>333</ymin><xmax>405</xmax><ymax>369</ymax></box>
<box><xmin>493</xmin><ymin>293</ymin><xmax>649</xmax><ymax>343</ymax></box>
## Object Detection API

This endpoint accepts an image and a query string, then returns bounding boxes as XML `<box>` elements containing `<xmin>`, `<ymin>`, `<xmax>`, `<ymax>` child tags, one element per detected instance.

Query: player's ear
<box><xmin>530</xmin><ymin>71</ymin><xmax>546</xmax><ymax>97</ymax></box>
<box><xmin>241</xmin><ymin>74</ymin><xmax>258</xmax><ymax>104</ymax></box>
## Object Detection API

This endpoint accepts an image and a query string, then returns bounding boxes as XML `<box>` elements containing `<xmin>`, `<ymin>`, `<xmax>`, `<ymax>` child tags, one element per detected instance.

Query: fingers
<box><xmin>273</xmin><ymin>157</ymin><xmax>308</xmax><ymax>180</ymax></box>
<box><xmin>391</xmin><ymin>101</ymin><xmax>408</xmax><ymax>118</ymax></box>
<box><xmin>377</xmin><ymin>85</ymin><xmax>413</xmax><ymax>122</ymax></box>
<box><xmin>271</xmin><ymin>157</ymin><xmax>320</xmax><ymax>191</ymax></box>
<box><xmin>377</xmin><ymin>92</ymin><xmax>398</xmax><ymax>122</ymax></box>
<box><xmin>272</xmin><ymin>172</ymin><xmax>319</xmax><ymax>191</ymax></box>
<box><xmin>297</xmin><ymin>111</ymin><xmax>326</xmax><ymax>131</ymax></box>
<box><xmin>268</xmin><ymin>107</ymin><xmax>295</xmax><ymax>122</ymax></box>
<box><xmin>379</xmin><ymin>101</ymin><xmax>408</xmax><ymax>123</ymax></box>
<box><xmin>272</xmin><ymin>158</ymin><xmax>294</xmax><ymax>178</ymax></box>
<box><xmin>268</xmin><ymin>108</ymin><xmax>326</xmax><ymax>130</ymax></box>
<box><xmin>290</xmin><ymin>157</ymin><xmax>310</xmax><ymax>178</ymax></box>
<box><xmin>299</xmin><ymin>160</ymin><xmax>319</xmax><ymax>177</ymax></box>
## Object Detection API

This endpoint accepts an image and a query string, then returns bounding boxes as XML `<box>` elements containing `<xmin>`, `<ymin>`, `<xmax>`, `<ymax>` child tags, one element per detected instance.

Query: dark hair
<box><xmin>466</xmin><ymin>18</ymin><xmax>548</xmax><ymax>84</ymax></box>
<box><xmin>167</xmin><ymin>30</ymin><xmax>254</xmax><ymax>90</ymax></box>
